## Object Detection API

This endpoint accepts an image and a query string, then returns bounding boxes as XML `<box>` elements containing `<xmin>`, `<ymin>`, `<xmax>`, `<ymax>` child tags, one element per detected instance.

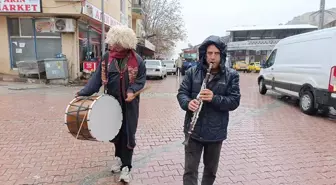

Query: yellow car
<box><xmin>248</xmin><ymin>62</ymin><xmax>261</xmax><ymax>73</ymax></box>
<box><xmin>233</xmin><ymin>61</ymin><xmax>248</xmax><ymax>72</ymax></box>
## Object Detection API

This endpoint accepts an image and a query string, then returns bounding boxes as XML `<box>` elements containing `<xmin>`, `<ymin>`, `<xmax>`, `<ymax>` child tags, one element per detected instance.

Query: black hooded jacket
<box><xmin>177</xmin><ymin>35</ymin><xmax>241</xmax><ymax>142</ymax></box>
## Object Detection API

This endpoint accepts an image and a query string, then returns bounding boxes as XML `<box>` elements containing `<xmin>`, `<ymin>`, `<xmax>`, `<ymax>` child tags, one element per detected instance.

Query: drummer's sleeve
<box><xmin>127</xmin><ymin>56</ymin><xmax>146</xmax><ymax>93</ymax></box>
<box><xmin>78</xmin><ymin>61</ymin><xmax>103</xmax><ymax>96</ymax></box>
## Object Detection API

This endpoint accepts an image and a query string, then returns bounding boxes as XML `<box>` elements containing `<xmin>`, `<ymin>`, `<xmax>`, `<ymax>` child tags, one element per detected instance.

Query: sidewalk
<box><xmin>0</xmin><ymin>73</ymin><xmax>27</xmax><ymax>83</ymax></box>
<box><xmin>0</xmin><ymin>73</ymin><xmax>88</xmax><ymax>86</ymax></box>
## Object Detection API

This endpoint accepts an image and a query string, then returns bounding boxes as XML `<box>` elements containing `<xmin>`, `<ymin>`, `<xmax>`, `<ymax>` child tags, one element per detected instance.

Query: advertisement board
<box><xmin>0</xmin><ymin>0</ymin><xmax>42</xmax><ymax>13</ymax></box>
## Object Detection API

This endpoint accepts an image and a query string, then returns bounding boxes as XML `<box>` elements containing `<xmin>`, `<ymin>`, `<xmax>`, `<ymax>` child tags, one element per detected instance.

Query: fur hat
<box><xmin>105</xmin><ymin>25</ymin><xmax>138</xmax><ymax>50</ymax></box>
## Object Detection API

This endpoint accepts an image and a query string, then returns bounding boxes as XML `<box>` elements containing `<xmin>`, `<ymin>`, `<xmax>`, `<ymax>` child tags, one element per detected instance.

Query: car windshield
<box><xmin>163</xmin><ymin>61</ymin><xmax>174</xmax><ymax>64</ymax></box>
<box><xmin>145</xmin><ymin>60</ymin><xmax>161</xmax><ymax>65</ymax></box>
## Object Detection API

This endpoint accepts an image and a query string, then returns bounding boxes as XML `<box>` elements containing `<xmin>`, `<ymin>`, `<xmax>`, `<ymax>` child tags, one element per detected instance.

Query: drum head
<box><xmin>87</xmin><ymin>95</ymin><xmax>123</xmax><ymax>142</ymax></box>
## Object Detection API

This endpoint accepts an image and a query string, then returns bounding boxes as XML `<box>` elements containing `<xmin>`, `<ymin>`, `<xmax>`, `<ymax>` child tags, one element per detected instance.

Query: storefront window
<box><xmin>78</xmin><ymin>22</ymin><xmax>102</xmax><ymax>72</ymax></box>
<box><xmin>7</xmin><ymin>18</ymin><xmax>61</xmax><ymax>68</ymax></box>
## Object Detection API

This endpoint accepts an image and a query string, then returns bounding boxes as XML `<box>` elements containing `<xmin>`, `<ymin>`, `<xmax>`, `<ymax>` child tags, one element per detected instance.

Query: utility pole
<box><xmin>311</xmin><ymin>0</ymin><xmax>336</xmax><ymax>30</ymax></box>
<box><xmin>319</xmin><ymin>0</ymin><xmax>325</xmax><ymax>29</ymax></box>
<box><xmin>101</xmin><ymin>0</ymin><xmax>105</xmax><ymax>57</ymax></box>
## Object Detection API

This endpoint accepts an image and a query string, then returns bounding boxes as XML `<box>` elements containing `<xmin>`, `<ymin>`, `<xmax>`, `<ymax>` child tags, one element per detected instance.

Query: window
<box><xmin>7</xmin><ymin>18</ymin><xmax>61</xmax><ymax>68</ymax></box>
<box><xmin>162</xmin><ymin>60</ymin><xmax>174</xmax><ymax>64</ymax></box>
<box><xmin>264</xmin><ymin>49</ymin><xmax>277</xmax><ymax>68</ymax></box>
<box><xmin>145</xmin><ymin>60</ymin><xmax>161</xmax><ymax>66</ymax></box>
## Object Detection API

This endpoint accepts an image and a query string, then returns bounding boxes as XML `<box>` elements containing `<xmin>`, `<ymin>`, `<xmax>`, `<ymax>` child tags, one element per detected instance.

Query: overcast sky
<box><xmin>172</xmin><ymin>0</ymin><xmax>336</xmax><ymax>59</ymax></box>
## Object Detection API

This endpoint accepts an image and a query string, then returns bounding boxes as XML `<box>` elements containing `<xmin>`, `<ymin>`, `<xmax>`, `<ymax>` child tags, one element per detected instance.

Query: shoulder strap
<box><xmin>101</xmin><ymin>52</ymin><xmax>109</xmax><ymax>93</ymax></box>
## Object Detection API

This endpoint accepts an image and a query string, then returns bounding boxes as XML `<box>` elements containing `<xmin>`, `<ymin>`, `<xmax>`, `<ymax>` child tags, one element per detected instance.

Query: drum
<box><xmin>64</xmin><ymin>94</ymin><xmax>123</xmax><ymax>142</ymax></box>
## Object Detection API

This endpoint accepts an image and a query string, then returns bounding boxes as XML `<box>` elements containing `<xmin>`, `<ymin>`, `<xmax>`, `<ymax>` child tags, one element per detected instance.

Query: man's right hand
<box><xmin>188</xmin><ymin>99</ymin><xmax>200</xmax><ymax>112</ymax></box>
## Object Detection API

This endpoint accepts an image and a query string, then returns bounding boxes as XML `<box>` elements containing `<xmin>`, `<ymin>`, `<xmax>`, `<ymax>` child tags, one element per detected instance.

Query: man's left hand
<box><xmin>199</xmin><ymin>89</ymin><xmax>214</xmax><ymax>102</ymax></box>
<box><xmin>125</xmin><ymin>92</ymin><xmax>135</xmax><ymax>102</ymax></box>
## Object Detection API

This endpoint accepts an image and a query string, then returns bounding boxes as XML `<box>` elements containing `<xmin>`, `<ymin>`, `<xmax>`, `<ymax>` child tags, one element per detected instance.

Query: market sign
<box><xmin>82</xmin><ymin>2</ymin><xmax>122</xmax><ymax>27</ymax></box>
<box><xmin>0</xmin><ymin>0</ymin><xmax>41</xmax><ymax>13</ymax></box>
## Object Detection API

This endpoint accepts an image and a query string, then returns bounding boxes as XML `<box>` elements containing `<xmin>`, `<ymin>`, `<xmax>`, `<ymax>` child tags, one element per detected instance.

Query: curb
<box><xmin>0</xmin><ymin>75</ymin><xmax>27</xmax><ymax>83</ymax></box>
<box><xmin>0</xmin><ymin>75</ymin><xmax>88</xmax><ymax>86</ymax></box>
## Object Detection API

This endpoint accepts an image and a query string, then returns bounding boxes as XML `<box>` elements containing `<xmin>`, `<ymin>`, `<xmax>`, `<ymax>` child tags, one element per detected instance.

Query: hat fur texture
<box><xmin>105</xmin><ymin>25</ymin><xmax>138</xmax><ymax>50</ymax></box>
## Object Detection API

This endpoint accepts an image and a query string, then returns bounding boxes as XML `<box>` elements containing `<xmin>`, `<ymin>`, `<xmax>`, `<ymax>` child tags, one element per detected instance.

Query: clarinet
<box><xmin>182</xmin><ymin>62</ymin><xmax>213</xmax><ymax>146</ymax></box>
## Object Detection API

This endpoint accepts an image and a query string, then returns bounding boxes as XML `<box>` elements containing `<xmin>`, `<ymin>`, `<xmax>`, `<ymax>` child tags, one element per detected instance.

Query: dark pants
<box><xmin>175</xmin><ymin>67</ymin><xmax>180</xmax><ymax>75</ymax></box>
<box><xmin>113</xmin><ymin>101</ymin><xmax>134</xmax><ymax>171</ymax></box>
<box><xmin>183</xmin><ymin>137</ymin><xmax>223</xmax><ymax>185</ymax></box>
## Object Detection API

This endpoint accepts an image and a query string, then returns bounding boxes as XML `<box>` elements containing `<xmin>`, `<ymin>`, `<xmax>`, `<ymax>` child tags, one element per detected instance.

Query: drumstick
<box><xmin>132</xmin><ymin>86</ymin><xmax>151</xmax><ymax>98</ymax></box>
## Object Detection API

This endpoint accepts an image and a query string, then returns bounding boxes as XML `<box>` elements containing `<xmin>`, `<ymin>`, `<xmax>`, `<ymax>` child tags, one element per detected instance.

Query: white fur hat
<box><xmin>105</xmin><ymin>25</ymin><xmax>138</xmax><ymax>50</ymax></box>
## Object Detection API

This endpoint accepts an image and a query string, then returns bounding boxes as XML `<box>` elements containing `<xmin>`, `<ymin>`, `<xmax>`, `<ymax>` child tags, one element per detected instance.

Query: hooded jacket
<box><xmin>177</xmin><ymin>35</ymin><xmax>241</xmax><ymax>142</ymax></box>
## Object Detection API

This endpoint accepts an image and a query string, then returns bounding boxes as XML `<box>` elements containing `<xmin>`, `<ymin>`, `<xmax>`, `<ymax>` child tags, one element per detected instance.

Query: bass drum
<box><xmin>64</xmin><ymin>94</ymin><xmax>123</xmax><ymax>142</ymax></box>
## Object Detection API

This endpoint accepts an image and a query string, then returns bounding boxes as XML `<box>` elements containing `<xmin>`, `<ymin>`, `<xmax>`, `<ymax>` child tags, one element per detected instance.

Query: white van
<box><xmin>257</xmin><ymin>27</ymin><xmax>336</xmax><ymax>115</ymax></box>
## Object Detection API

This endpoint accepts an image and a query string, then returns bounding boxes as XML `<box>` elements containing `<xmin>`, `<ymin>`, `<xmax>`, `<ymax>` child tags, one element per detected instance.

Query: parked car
<box><xmin>162</xmin><ymin>60</ymin><xmax>176</xmax><ymax>75</ymax></box>
<box><xmin>257</xmin><ymin>27</ymin><xmax>336</xmax><ymax>115</ymax></box>
<box><xmin>247</xmin><ymin>62</ymin><xmax>261</xmax><ymax>73</ymax></box>
<box><xmin>144</xmin><ymin>59</ymin><xmax>167</xmax><ymax>79</ymax></box>
<box><xmin>233</xmin><ymin>61</ymin><xmax>248</xmax><ymax>72</ymax></box>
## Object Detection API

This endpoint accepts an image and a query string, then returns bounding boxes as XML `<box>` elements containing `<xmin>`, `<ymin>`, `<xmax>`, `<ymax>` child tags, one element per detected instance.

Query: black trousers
<box><xmin>113</xmin><ymin>101</ymin><xmax>134</xmax><ymax>171</ymax></box>
<box><xmin>183</xmin><ymin>136</ymin><xmax>223</xmax><ymax>185</ymax></box>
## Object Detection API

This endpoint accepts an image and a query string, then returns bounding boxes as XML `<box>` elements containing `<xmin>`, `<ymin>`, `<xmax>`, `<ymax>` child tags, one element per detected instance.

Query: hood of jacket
<box><xmin>198</xmin><ymin>35</ymin><xmax>227</xmax><ymax>73</ymax></box>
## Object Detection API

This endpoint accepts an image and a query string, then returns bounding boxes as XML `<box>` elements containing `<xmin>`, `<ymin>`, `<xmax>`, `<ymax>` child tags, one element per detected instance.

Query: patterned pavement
<box><xmin>0</xmin><ymin>73</ymin><xmax>336</xmax><ymax>185</ymax></box>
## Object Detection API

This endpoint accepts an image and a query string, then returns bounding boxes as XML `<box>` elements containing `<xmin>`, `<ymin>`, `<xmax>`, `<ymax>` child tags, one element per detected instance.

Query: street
<box><xmin>0</xmin><ymin>73</ymin><xmax>336</xmax><ymax>185</ymax></box>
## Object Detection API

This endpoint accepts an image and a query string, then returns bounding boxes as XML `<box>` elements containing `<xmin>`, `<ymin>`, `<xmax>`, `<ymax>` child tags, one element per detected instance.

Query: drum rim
<box><xmin>64</xmin><ymin>97</ymin><xmax>78</xmax><ymax>125</ymax></box>
<box><xmin>87</xmin><ymin>94</ymin><xmax>123</xmax><ymax>141</ymax></box>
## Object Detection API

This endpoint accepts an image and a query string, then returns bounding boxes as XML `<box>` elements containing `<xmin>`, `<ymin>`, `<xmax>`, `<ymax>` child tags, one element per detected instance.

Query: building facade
<box><xmin>0</xmin><ymin>0</ymin><xmax>132</xmax><ymax>81</ymax></box>
<box><xmin>226</xmin><ymin>24</ymin><xmax>318</xmax><ymax>64</ymax></box>
<box><xmin>325</xmin><ymin>20</ymin><xmax>336</xmax><ymax>28</ymax></box>
<box><xmin>131</xmin><ymin>0</ymin><xmax>155</xmax><ymax>59</ymax></box>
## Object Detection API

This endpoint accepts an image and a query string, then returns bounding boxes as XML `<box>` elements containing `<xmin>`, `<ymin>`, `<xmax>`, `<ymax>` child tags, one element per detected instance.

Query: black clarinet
<box><xmin>182</xmin><ymin>62</ymin><xmax>213</xmax><ymax>146</ymax></box>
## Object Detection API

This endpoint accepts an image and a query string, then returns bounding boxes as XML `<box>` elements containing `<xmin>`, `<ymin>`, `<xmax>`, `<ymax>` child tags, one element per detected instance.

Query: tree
<box><xmin>142</xmin><ymin>0</ymin><xmax>187</xmax><ymax>57</ymax></box>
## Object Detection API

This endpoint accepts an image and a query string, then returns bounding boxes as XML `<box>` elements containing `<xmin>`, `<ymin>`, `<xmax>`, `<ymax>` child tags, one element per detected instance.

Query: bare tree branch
<box><xmin>142</xmin><ymin>0</ymin><xmax>187</xmax><ymax>57</ymax></box>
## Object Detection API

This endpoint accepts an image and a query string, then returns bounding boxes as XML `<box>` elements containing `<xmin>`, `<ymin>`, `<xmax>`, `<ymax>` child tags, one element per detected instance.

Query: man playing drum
<box><xmin>76</xmin><ymin>25</ymin><xmax>146</xmax><ymax>183</ymax></box>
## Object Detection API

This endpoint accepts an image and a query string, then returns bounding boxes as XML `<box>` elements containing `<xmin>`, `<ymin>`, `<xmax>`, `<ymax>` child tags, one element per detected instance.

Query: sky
<box><xmin>171</xmin><ymin>0</ymin><xmax>336</xmax><ymax>59</ymax></box>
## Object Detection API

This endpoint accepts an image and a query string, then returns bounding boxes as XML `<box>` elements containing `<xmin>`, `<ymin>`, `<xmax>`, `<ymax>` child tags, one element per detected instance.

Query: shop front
<box><xmin>136</xmin><ymin>39</ymin><xmax>155</xmax><ymax>59</ymax></box>
<box><xmin>0</xmin><ymin>0</ymin><xmax>126</xmax><ymax>82</ymax></box>
<box><xmin>79</xmin><ymin>1</ymin><xmax>123</xmax><ymax>79</ymax></box>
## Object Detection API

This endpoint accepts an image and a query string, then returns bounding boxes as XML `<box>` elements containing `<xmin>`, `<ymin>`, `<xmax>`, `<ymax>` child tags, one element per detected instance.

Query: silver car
<box><xmin>162</xmin><ymin>60</ymin><xmax>177</xmax><ymax>75</ymax></box>
<box><xmin>144</xmin><ymin>59</ymin><xmax>167</xmax><ymax>79</ymax></box>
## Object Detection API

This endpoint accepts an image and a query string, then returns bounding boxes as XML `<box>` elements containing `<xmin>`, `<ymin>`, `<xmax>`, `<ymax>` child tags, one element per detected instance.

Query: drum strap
<box><xmin>101</xmin><ymin>53</ymin><xmax>109</xmax><ymax>93</ymax></box>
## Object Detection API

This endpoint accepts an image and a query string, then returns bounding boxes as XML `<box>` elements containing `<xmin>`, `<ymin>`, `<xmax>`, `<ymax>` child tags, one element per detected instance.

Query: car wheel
<box><xmin>259</xmin><ymin>79</ymin><xmax>267</xmax><ymax>95</ymax></box>
<box><xmin>299</xmin><ymin>91</ymin><xmax>318</xmax><ymax>115</ymax></box>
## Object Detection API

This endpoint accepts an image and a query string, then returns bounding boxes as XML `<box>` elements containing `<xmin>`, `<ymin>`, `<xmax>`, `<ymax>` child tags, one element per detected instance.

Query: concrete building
<box><xmin>131</xmin><ymin>0</ymin><xmax>155</xmax><ymax>59</ymax></box>
<box><xmin>226</xmin><ymin>24</ymin><xmax>318</xmax><ymax>64</ymax></box>
<box><xmin>0</xmin><ymin>0</ymin><xmax>133</xmax><ymax>81</ymax></box>
<box><xmin>325</xmin><ymin>20</ymin><xmax>336</xmax><ymax>28</ymax></box>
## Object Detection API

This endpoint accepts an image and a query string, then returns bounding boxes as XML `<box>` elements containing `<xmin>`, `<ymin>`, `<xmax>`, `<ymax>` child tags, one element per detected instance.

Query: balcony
<box><xmin>132</xmin><ymin>0</ymin><xmax>145</xmax><ymax>20</ymax></box>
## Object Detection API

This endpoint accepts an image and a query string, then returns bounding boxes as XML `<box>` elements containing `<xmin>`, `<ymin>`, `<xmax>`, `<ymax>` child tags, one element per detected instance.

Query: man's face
<box><xmin>111</xmin><ymin>44</ymin><xmax>124</xmax><ymax>51</ymax></box>
<box><xmin>206</xmin><ymin>44</ymin><xmax>221</xmax><ymax>69</ymax></box>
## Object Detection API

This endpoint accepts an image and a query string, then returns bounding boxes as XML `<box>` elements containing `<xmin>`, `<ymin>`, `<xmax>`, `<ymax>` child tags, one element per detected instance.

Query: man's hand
<box><xmin>125</xmin><ymin>92</ymin><xmax>135</xmax><ymax>102</ymax></box>
<box><xmin>188</xmin><ymin>99</ymin><xmax>200</xmax><ymax>112</ymax></box>
<box><xmin>199</xmin><ymin>89</ymin><xmax>214</xmax><ymax>102</ymax></box>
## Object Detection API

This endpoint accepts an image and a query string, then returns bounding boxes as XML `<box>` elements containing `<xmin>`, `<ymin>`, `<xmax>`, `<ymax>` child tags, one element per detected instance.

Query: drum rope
<box><xmin>71</xmin><ymin>106</ymin><xmax>89</xmax><ymax>151</ymax></box>
<box><xmin>75</xmin><ymin>108</ymin><xmax>88</xmax><ymax>139</ymax></box>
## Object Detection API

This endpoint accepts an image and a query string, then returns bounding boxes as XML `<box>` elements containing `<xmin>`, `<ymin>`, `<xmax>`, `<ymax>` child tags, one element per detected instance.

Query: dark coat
<box><xmin>177</xmin><ymin>36</ymin><xmax>241</xmax><ymax>142</ymax></box>
<box><xmin>77</xmin><ymin>51</ymin><xmax>146</xmax><ymax>149</ymax></box>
